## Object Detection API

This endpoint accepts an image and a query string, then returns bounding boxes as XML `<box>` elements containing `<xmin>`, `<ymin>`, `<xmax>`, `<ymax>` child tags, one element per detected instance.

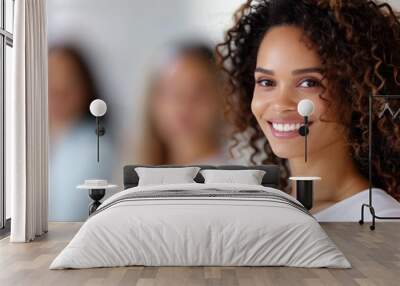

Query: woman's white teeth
<box><xmin>272</xmin><ymin>123</ymin><xmax>302</xmax><ymax>132</ymax></box>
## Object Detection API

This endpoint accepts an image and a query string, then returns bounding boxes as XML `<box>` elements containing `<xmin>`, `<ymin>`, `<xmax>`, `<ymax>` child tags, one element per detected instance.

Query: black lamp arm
<box><xmin>298</xmin><ymin>116</ymin><xmax>310</xmax><ymax>162</ymax></box>
<box><xmin>95</xmin><ymin>117</ymin><xmax>106</xmax><ymax>162</ymax></box>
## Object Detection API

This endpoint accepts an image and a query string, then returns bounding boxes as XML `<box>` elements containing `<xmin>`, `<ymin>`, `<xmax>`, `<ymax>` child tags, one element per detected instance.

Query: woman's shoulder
<box><xmin>314</xmin><ymin>188</ymin><xmax>400</xmax><ymax>222</ymax></box>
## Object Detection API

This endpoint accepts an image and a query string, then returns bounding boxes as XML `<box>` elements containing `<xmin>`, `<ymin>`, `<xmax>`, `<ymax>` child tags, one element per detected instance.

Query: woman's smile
<box><xmin>266</xmin><ymin>120</ymin><xmax>313</xmax><ymax>139</ymax></box>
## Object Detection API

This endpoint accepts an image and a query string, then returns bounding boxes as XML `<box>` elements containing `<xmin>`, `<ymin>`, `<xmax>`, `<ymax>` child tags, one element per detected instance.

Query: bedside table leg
<box><xmin>296</xmin><ymin>180</ymin><xmax>314</xmax><ymax>210</ymax></box>
<box><xmin>89</xmin><ymin>201</ymin><xmax>102</xmax><ymax>215</ymax></box>
<box><xmin>88</xmin><ymin>189</ymin><xmax>106</xmax><ymax>215</ymax></box>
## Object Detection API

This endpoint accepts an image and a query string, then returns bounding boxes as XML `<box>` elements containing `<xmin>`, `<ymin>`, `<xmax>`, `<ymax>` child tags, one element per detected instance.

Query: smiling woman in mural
<box><xmin>217</xmin><ymin>0</ymin><xmax>400</xmax><ymax>221</ymax></box>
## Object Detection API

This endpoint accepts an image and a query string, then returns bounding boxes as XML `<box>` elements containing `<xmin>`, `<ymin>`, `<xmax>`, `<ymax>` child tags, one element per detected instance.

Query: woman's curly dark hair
<box><xmin>216</xmin><ymin>0</ymin><xmax>400</xmax><ymax>199</ymax></box>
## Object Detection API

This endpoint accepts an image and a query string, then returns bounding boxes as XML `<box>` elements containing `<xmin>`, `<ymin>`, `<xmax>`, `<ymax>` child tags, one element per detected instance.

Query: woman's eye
<box><xmin>256</xmin><ymin>79</ymin><xmax>275</xmax><ymax>87</ymax></box>
<box><xmin>299</xmin><ymin>79</ymin><xmax>321</xmax><ymax>88</ymax></box>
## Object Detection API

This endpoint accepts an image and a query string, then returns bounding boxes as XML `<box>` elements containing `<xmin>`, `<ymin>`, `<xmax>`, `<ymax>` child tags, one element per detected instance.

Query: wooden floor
<box><xmin>0</xmin><ymin>222</ymin><xmax>399</xmax><ymax>286</ymax></box>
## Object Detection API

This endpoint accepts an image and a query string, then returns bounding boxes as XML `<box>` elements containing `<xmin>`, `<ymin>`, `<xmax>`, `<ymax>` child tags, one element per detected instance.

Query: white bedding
<box><xmin>50</xmin><ymin>183</ymin><xmax>351</xmax><ymax>269</ymax></box>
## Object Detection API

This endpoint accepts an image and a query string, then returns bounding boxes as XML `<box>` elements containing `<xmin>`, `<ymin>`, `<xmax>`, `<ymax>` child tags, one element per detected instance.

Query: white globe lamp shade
<box><xmin>90</xmin><ymin>99</ymin><xmax>107</xmax><ymax>117</ymax></box>
<box><xmin>297</xmin><ymin>99</ymin><xmax>315</xmax><ymax>117</ymax></box>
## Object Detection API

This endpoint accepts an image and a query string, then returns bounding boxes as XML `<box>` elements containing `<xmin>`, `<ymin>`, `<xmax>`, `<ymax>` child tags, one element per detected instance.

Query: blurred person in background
<box><xmin>136</xmin><ymin>41</ymin><xmax>232</xmax><ymax>165</ymax></box>
<box><xmin>48</xmin><ymin>45</ymin><xmax>114</xmax><ymax>221</ymax></box>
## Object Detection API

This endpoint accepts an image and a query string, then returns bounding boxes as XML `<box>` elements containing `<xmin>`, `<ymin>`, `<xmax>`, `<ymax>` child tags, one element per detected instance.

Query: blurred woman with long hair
<box><xmin>136</xmin><ymin>41</ymin><xmax>231</xmax><ymax>165</ymax></box>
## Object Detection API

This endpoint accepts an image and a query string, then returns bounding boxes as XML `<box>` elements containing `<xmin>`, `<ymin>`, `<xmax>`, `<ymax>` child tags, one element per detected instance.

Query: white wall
<box><xmin>182</xmin><ymin>0</ymin><xmax>244</xmax><ymax>43</ymax></box>
<box><xmin>387</xmin><ymin>0</ymin><xmax>400</xmax><ymax>9</ymax></box>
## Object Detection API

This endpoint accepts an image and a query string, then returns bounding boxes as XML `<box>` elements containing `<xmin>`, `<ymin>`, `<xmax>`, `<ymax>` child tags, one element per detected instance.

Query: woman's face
<box><xmin>151</xmin><ymin>54</ymin><xmax>221</xmax><ymax>142</ymax></box>
<box><xmin>251</xmin><ymin>25</ymin><xmax>346</xmax><ymax>159</ymax></box>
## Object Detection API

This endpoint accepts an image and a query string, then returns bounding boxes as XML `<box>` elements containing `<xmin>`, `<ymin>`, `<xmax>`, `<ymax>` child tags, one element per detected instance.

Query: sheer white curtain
<box><xmin>6</xmin><ymin>0</ymin><xmax>49</xmax><ymax>242</ymax></box>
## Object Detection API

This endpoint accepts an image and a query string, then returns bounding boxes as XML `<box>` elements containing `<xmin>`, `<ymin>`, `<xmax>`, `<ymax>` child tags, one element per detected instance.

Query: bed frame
<box><xmin>123</xmin><ymin>164</ymin><xmax>281</xmax><ymax>190</ymax></box>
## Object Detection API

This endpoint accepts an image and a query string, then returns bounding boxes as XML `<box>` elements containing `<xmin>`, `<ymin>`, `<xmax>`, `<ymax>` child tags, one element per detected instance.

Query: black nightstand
<box><xmin>289</xmin><ymin>176</ymin><xmax>321</xmax><ymax>210</ymax></box>
<box><xmin>77</xmin><ymin>181</ymin><xmax>118</xmax><ymax>215</ymax></box>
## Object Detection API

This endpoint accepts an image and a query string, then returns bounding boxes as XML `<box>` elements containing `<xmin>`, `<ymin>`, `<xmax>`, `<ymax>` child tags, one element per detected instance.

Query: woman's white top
<box><xmin>314</xmin><ymin>188</ymin><xmax>400</xmax><ymax>222</ymax></box>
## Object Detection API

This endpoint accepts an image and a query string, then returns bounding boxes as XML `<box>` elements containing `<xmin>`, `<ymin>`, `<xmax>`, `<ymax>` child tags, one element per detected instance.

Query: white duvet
<box><xmin>50</xmin><ymin>183</ymin><xmax>351</xmax><ymax>269</ymax></box>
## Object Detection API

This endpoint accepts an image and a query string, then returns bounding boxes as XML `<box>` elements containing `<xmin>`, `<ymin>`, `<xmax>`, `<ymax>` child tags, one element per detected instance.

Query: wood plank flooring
<box><xmin>0</xmin><ymin>222</ymin><xmax>399</xmax><ymax>286</ymax></box>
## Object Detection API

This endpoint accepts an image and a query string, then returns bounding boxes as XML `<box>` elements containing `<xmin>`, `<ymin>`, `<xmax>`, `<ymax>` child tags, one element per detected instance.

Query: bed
<box><xmin>49</xmin><ymin>165</ymin><xmax>350</xmax><ymax>269</ymax></box>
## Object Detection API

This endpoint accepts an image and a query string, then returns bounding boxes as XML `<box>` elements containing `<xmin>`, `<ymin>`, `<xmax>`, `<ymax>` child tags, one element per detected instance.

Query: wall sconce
<box><xmin>297</xmin><ymin>99</ymin><xmax>315</xmax><ymax>162</ymax></box>
<box><xmin>89</xmin><ymin>99</ymin><xmax>107</xmax><ymax>162</ymax></box>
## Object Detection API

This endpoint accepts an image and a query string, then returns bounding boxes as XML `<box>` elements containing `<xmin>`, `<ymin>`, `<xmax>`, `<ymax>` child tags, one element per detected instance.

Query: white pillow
<box><xmin>200</xmin><ymin>169</ymin><xmax>266</xmax><ymax>185</ymax></box>
<box><xmin>135</xmin><ymin>167</ymin><xmax>201</xmax><ymax>186</ymax></box>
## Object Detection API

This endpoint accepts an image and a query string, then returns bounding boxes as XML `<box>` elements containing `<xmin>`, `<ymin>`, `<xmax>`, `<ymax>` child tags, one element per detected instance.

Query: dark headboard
<box><xmin>123</xmin><ymin>164</ymin><xmax>281</xmax><ymax>190</ymax></box>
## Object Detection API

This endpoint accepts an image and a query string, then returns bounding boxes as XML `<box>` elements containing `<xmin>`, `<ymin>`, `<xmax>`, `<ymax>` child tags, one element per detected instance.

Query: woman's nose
<box><xmin>271</xmin><ymin>88</ymin><xmax>298</xmax><ymax>113</ymax></box>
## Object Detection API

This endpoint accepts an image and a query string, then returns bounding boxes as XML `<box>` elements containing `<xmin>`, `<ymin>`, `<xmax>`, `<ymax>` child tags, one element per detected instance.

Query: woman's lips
<box><xmin>266</xmin><ymin>120</ymin><xmax>313</xmax><ymax>139</ymax></box>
